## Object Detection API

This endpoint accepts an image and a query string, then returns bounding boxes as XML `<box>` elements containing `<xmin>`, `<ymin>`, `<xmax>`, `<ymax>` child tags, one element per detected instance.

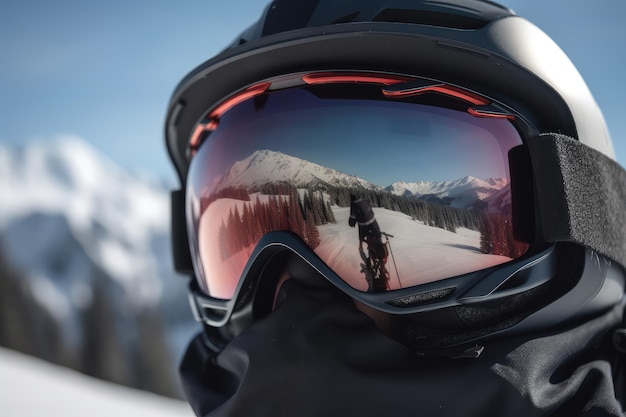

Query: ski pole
<box><xmin>382</xmin><ymin>232</ymin><xmax>402</xmax><ymax>288</ymax></box>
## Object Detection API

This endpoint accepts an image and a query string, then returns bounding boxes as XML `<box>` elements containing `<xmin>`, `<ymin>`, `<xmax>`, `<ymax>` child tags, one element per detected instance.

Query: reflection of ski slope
<box><xmin>198</xmin><ymin>197</ymin><xmax>253</xmax><ymax>299</ymax></box>
<box><xmin>197</xmin><ymin>193</ymin><xmax>294</xmax><ymax>298</ymax></box>
<box><xmin>316</xmin><ymin>206</ymin><xmax>510</xmax><ymax>291</ymax></box>
<box><xmin>198</xmin><ymin>196</ymin><xmax>511</xmax><ymax>298</ymax></box>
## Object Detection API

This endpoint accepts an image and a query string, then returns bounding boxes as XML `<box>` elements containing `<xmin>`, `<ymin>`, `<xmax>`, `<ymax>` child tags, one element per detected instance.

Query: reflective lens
<box><xmin>187</xmin><ymin>75</ymin><xmax>529</xmax><ymax>300</ymax></box>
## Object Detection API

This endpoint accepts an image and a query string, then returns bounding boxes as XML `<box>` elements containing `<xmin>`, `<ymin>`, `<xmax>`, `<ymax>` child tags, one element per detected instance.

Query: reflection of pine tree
<box><xmin>268</xmin><ymin>195</ymin><xmax>279</xmax><ymax>229</ymax></box>
<box><xmin>226</xmin><ymin>208</ymin><xmax>239</xmax><ymax>256</ymax></box>
<box><xmin>312</xmin><ymin>193</ymin><xmax>325</xmax><ymax>225</ymax></box>
<box><xmin>218</xmin><ymin>184</ymin><xmax>326</xmax><ymax>258</ymax></box>
<box><xmin>254</xmin><ymin>196</ymin><xmax>270</xmax><ymax>237</ymax></box>
<box><xmin>300</xmin><ymin>190</ymin><xmax>337</xmax><ymax>226</ymax></box>
<box><xmin>251</xmin><ymin>196</ymin><xmax>264</xmax><ymax>243</ymax></box>
<box><xmin>304</xmin><ymin>211</ymin><xmax>321</xmax><ymax>249</ymax></box>
<box><xmin>302</xmin><ymin>192</ymin><xmax>313</xmax><ymax>220</ymax></box>
<box><xmin>287</xmin><ymin>190</ymin><xmax>305</xmax><ymax>241</ymax></box>
<box><xmin>279</xmin><ymin>199</ymin><xmax>290</xmax><ymax>230</ymax></box>
<box><xmin>479</xmin><ymin>212</ymin><xmax>528</xmax><ymax>258</ymax></box>
<box><xmin>201</xmin><ymin>186</ymin><xmax>250</xmax><ymax>214</ymax></box>
<box><xmin>242</xmin><ymin>203</ymin><xmax>253</xmax><ymax>248</ymax></box>
<box><xmin>480</xmin><ymin>213</ymin><xmax>494</xmax><ymax>254</ymax></box>
<box><xmin>214</xmin><ymin>181</ymin><xmax>504</xmax><ymax>258</ymax></box>
<box><xmin>218</xmin><ymin>220</ymin><xmax>229</xmax><ymax>260</ymax></box>
<box><xmin>233</xmin><ymin>206</ymin><xmax>243</xmax><ymax>249</ymax></box>
<box><xmin>329</xmin><ymin>187</ymin><xmax>351</xmax><ymax>207</ymax></box>
<box><xmin>324</xmin><ymin>200</ymin><xmax>336</xmax><ymax>223</ymax></box>
<box><xmin>433</xmin><ymin>206</ymin><xmax>442</xmax><ymax>228</ymax></box>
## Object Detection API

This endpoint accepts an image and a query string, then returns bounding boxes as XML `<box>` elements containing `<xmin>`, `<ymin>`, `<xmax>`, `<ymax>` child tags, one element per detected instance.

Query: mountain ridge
<box><xmin>213</xmin><ymin>149</ymin><xmax>382</xmax><ymax>192</ymax></box>
<box><xmin>213</xmin><ymin>149</ymin><xmax>508</xmax><ymax>209</ymax></box>
<box><xmin>0</xmin><ymin>137</ymin><xmax>197</xmax><ymax>399</ymax></box>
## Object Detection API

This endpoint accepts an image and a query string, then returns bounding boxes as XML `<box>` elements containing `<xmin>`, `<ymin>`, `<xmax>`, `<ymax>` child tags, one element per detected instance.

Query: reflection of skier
<box><xmin>348</xmin><ymin>195</ymin><xmax>389</xmax><ymax>291</ymax></box>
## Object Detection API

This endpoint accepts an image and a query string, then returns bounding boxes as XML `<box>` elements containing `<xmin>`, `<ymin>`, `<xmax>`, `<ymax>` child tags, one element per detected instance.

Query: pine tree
<box><xmin>81</xmin><ymin>277</ymin><xmax>131</xmax><ymax>387</ymax></box>
<box><xmin>311</xmin><ymin>192</ymin><xmax>324</xmax><ymax>225</ymax></box>
<box><xmin>242</xmin><ymin>203</ymin><xmax>253</xmax><ymax>248</ymax></box>
<box><xmin>304</xmin><ymin>212</ymin><xmax>321</xmax><ymax>249</ymax></box>
<box><xmin>226</xmin><ymin>208</ymin><xmax>238</xmax><ymax>255</ymax></box>
<box><xmin>232</xmin><ymin>206</ymin><xmax>244</xmax><ymax>253</ymax></box>
<box><xmin>287</xmin><ymin>190</ymin><xmax>305</xmax><ymax>240</ymax></box>
<box><xmin>324</xmin><ymin>200</ymin><xmax>336</xmax><ymax>223</ymax></box>
<box><xmin>218</xmin><ymin>219</ymin><xmax>229</xmax><ymax>259</ymax></box>
<box><xmin>133</xmin><ymin>306</ymin><xmax>180</xmax><ymax>398</ymax></box>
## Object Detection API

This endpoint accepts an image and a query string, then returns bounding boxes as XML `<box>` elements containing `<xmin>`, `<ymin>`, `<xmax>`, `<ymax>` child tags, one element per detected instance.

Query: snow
<box><xmin>29</xmin><ymin>274</ymin><xmax>73</xmax><ymax>322</ymax></box>
<box><xmin>0</xmin><ymin>347</ymin><xmax>194</xmax><ymax>417</ymax></box>
<box><xmin>317</xmin><ymin>206</ymin><xmax>510</xmax><ymax>291</ymax></box>
<box><xmin>214</xmin><ymin>149</ymin><xmax>381</xmax><ymax>191</ymax></box>
<box><xmin>0</xmin><ymin>136</ymin><xmax>172</xmax><ymax>308</ymax></box>
<box><xmin>209</xmin><ymin>149</ymin><xmax>508</xmax><ymax>212</ymax></box>
<box><xmin>386</xmin><ymin>175</ymin><xmax>509</xmax><ymax>209</ymax></box>
<box><xmin>0</xmin><ymin>137</ymin><xmax>199</xmax><ymax>402</ymax></box>
<box><xmin>196</xmin><ymin>196</ymin><xmax>511</xmax><ymax>296</ymax></box>
<box><xmin>193</xmin><ymin>149</ymin><xmax>514</xmax><ymax>295</ymax></box>
<box><xmin>197</xmin><ymin>197</ymin><xmax>254</xmax><ymax>299</ymax></box>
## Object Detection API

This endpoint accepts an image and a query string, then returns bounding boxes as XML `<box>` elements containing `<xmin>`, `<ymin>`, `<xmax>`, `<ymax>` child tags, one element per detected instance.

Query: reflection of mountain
<box><xmin>215</xmin><ymin>150</ymin><xmax>507</xmax><ymax>210</ymax></box>
<box><xmin>386</xmin><ymin>176</ymin><xmax>508</xmax><ymax>209</ymax></box>
<box><xmin>483</xmin><ymin>184</ymin><xmax>512</xmax><ymax>213</ymax></box>
<box><xmin>213</xmin><ymin>150</ymin><xmax>381</xmax><ymax>192</ymax></box>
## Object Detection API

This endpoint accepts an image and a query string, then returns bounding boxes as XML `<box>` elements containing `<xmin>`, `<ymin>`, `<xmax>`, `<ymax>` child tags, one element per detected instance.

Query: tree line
<box><xmin>204</xmin><ymin>182</ymin><xmax>526</xmax><ymax>260</ymax></box>
<box><xmin>215</xmin><ymin>183</ymin><xmax>332</xmax><ymax>260</ymax></box>
<box><xmin>0</xmin><ymin>226</ymin><xmax>183</xmax><ymax>399</ymax></box>
<box><xmin>326</xmin><ymin>186</ymin><xmax>481</xmax><ymax>234</ymax></box>
<box><xmin>324</xmin><ymin>185</ymin><xmax>526</xmax><ymax>258</ymax></box>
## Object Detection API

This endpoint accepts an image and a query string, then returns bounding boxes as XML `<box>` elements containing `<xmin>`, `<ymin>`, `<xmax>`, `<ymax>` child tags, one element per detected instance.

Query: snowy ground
<box><xmin>198</xmin><ymin>197</ymin><xmax>511</xmax><ymax>297</ymax></box>
<box><xmin>0</xmin><ymin>347</ymin><xmax>194</xmax><ymax>417</ymax></box>
<box><xmin>317</xmin><ymin>206</ymin><xmax>510</xmax><ymax>291</ymax></box>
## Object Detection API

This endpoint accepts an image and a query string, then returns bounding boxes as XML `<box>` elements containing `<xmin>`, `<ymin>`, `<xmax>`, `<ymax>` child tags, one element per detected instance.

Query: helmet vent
<box><xmin>373</xmin><ymin>9</ymin><xmax>488</xmax><ymax>29</ymax></box>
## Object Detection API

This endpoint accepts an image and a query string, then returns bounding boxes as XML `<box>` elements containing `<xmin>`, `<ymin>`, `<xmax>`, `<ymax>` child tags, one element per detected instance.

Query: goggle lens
<box><xmin>187</xmin><ymin>76</ymin><xmax>529</xmax><ymax>300</ymax></box>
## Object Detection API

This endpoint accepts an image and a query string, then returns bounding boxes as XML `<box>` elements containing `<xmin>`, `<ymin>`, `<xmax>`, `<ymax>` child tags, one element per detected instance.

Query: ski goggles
<box><xmin>184</xmin><ymin>71</ymin><xmax>551</xmax><ymax>324</ymax></box>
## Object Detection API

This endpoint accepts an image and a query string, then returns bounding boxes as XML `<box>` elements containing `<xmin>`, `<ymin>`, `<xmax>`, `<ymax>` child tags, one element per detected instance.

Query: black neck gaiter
<box><xmin>180</xmin><ymin>280</ymin><xmax>625</xmax><ymax>417</ymax></box>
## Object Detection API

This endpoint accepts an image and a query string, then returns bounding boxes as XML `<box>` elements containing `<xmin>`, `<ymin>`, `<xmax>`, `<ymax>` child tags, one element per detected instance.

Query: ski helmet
<box><xmin>165</xmin><ymin>0</ymin><xmax>626</xmax><ymax>353</ymax></box>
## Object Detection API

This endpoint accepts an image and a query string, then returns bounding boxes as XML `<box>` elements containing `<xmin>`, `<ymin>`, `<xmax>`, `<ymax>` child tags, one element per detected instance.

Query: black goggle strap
<box><xmin>171</xmin><ymin>189</ymin><xmax>194</xmax><ymax>274</ymax></box>
<box><xmin>528</xmin><ymin>133</ymin><xmax>626</xmax><ymax>271</ymax></box>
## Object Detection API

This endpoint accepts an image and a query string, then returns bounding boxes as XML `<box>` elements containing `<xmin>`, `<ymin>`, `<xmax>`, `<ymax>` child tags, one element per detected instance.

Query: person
<box><xmin>348</xmin><ymin>194</ymin><xmax>389</xmax><ymax>292</ymax></box>
<box><xmin>164</xmin><ymin>1</ymin><xmax>626</xmax><ymax>416</ymax></box>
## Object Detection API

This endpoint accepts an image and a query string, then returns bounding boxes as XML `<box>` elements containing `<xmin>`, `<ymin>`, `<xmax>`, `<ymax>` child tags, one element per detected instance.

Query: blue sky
<box><xmin>1</xmin><ymin>1</ymin><xmax>624</xmax><ymax>184</ymax></box>
<box><xmin>203</xmin><ymin>90</ymin><xmax>521</xmax><ymax>185</ymax></box>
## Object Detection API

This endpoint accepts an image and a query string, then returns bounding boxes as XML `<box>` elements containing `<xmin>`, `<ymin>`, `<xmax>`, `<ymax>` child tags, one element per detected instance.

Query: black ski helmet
<box><xmin>166</xmin><ymin>0</ymin><xmax>616</xmax><ymax>179</ymax></box>
<box><xmin>165</xmin><ymin>0</ymin><xmax>625</xmax><ymax>351</ymax></box>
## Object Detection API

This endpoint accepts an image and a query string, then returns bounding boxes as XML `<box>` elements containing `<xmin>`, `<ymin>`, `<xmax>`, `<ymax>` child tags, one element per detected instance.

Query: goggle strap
<box><xmin>528</xmin><ymin>133</ymin><xmax>626</xmax><ymax>270</ymax></box>
<box><xmin>509</xmin><ymin>144</ymin><xmax>536</xmax><ymax>244</ymax></box>
<box><xmin>171</xmin><ymin>189</ymin><xmax>194</xmax><ymax>274</ymax></box>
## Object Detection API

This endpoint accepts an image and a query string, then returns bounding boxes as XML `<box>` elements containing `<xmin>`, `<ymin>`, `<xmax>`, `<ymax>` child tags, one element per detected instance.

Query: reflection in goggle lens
<box><xmin>187</xmin><ymin>83</ymin><xmax>529</xmax><ymax>300</ymax></box>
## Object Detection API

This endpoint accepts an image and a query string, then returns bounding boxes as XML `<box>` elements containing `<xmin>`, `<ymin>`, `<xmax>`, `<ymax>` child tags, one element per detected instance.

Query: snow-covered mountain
<box><xmin>213</xmin><ymin>149</ymin><xmax>506</xmax><ymax>210</ymax></box>
<box><xmin>0</xmin><ymin>136</ymin><xmax>174</xmax><ymax>307</ymax></box>
<box><xmin>213</xmin><ymin>149</ymin><xmax>382</xmax><ymax>191</ymax></box>
<box><xmin>0</xmin><ymin>136</ymin><xmax>198</xmax><ymax>398</ymax></box>
<box><xmin>386</xmin><ymin>176</ymin><xmax>509</xmax><ymax>209</ymax></box>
